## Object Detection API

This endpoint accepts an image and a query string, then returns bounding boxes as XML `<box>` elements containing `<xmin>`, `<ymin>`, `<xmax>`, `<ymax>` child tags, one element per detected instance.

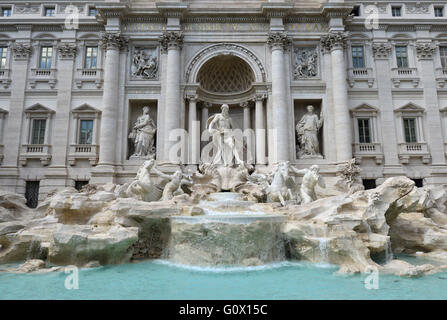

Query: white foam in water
<box><xmin>153</xmin><ymin>259</ymin><xmax>303</xmax><ymax>273</ymax></box>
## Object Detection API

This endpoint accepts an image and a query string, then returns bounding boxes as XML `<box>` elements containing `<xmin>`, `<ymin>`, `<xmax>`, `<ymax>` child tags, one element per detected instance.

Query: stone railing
<box><xmin>353</xmin><ymin>143</ymin><xmax>383</xmax><ymax>164</ymax></box>
<box><xmin>435</xmin><ymin>67</ymin><xmax>447</xmax><ymax>88</ymax></box>
<box><xmin>19</xmin><ymin>144</ymin><xmax>52</xmax><ymax>166</ymax></box>
<box><xmin>68</xmin><ymin>144</ymin><xmax>99</xmax><ymax>166</ymax></box>
<box><xmin>348</xmin><ymin>68</ymin><xmax>374</xmax><ymax>88</ymax></box>
<box><xmin>75</xmin><ymin>68</ymin><xmax>103</xmax><ymax>89</ymax></box>
<box><xmin>29</xmin><ymin>68</ymin><xmax>57</xmax><ymax>89</ymax></box>
<box><xmin>398</xmin><ymin>142</ymin><xmax>430</xmax><ymax>164</ymax></box>
<box><xmin>391</xmin><ymin>67</ymin><xmax>419</xmax><ymax>88</ymax></box>
<box><xmin>0</xmin><ymin>69</ymin><xmax>11</xmax><ymax>88</ymax></box>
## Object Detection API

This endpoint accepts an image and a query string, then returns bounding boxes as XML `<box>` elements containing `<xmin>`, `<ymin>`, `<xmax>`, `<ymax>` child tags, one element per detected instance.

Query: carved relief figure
<box><xmin>207</xmin><ymin>104</ymin><xmax>244</xmax><ymax>166</ymax></box>
<box><xmin>296</xmin><ymin>105</ymin><xmax>323</xmax><ymax>159</ymax></box>
<box><xmin>129</xmin><ymin>106</ymin><xmax>156</xmax><ymax>159</ymax></box>
<box><xmin>132</xmin><ymin>48</ymin><xmax>158</xmax><ymax>79</ymax></box>
<box><xmin>266</xmin><ymin>161</ymin><xmax>297</xmax><ymax>206</ymax></box>
<box><xmin>294</xmin><ymin>48</ymin><xmax>318</xmax><ymax>79</ymax></box>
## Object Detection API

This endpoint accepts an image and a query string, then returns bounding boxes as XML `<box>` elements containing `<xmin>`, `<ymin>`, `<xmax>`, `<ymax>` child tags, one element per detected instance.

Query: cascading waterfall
<box><xmin>385</xmin><ymin>237</ymin><xmax>394</xmax><ymax>263</ymax></box>
<box><xmin>167</xmin><ymin>192</ymin><xmax>287</xmax><ymax>267</ymax></box>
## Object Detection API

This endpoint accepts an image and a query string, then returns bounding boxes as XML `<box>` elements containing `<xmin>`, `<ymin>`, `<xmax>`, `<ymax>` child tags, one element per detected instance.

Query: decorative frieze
<box><xmin>159</xmin><ymin>31</ymin><xmax>184</xmax><ymax>52</ymax></box>
<box><xmin>57</xmin><ymin>43</ymin><xmax>77</xmax><ymax>59</ymax></box>
<box><xmin>11</xmin><ymin>43</ymin><xmax>32</xmax><ymax>60</ymax></box>
<box><xmin>293</xmin><ymin>47</ymin><xmax>318</xmax><ymax>79</ymax></box>
<box><xmin>101</xmin><ymin>33</ymin><xmax>128</xmax><ymax>51</ymax></box>
<box><xmin>267</xmin><ymin>32</ymin><xmax>291</xmax><ymax>51</ymax></box>
<box><xmin>320</xmin><ymin>32</ymin><xmax>349</xmax><ymax>52</ymax></box>
<box><xmin>372</xmin><ymin>42</ymin><xmax>392</xmax><ymax>59</ymax></box>
<box><xmin>14</xmin><ymin>4</ymin><xmax>40</xmax><ymax>14</ymax></box>
<box><xmin>416</xmin><ymin>42</ymin><xmax>436</xmax><ymax>60</ymax></box>
<box><xmin>406</xmin><ymin>3</ymin><xmax>430</xmax><ymax>14</ymax></box>
<box><xmin>131</xmin><ymin>47</ymin><xmax>159</xmax><ymax>80</ymax></box>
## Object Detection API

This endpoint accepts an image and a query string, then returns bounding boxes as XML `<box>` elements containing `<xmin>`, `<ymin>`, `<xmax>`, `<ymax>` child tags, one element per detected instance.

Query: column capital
<box><xmin>320</xmin><ymin>31</ymin><xmax>349</xmax><ymax>53</ymax></box>
<box><xmin>267</xmin><ymin>32</ymin><xmax>291</xmax><ymax>51</ymax></box>
<box><xmin>185</xmin><ymin>93</ymin><xmax>198</xmax><ymax>102</ymax></box>
<box><xmin>372</xmin><ymin>42</ymin><xmax>392</xmax><ymax>60</ymax></box>
<box><xmin>253</xmin><ymin>93</ymin><xmax>267</xmax><ymax>102</ymax></box>
<box><xmin>160</xmin><ymin>31</ymin><xmax>184</xmax><ymax>52</ymax></box>
<box><xmin>57</xmin><ymin>42</ymin><xmax>77</xmax><ymax>60</ymax></box>
<box><xmin>11</xmin><ymin>42</ymin><xmax>32</xmax><ymax>60</ymax></box>
<box><xmin>240</xmin><ymin>101</ymin><xmax>250</xmax><ymax>109</ymax></box>
<box><xmin>101</xmin><ymin>32</ymin><xmax>128</xmax><ymax>51</ymax></box>
<box><xmin>416</xmin><ymin>42</ymin><xmax>436</xmax><ymax>60</ymax></box>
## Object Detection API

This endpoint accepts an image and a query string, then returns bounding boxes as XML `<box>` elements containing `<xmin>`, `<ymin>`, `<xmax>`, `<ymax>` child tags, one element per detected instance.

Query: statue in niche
<box><xmin>292</xmin><ymin>165</ymin><xmax>326</xmax><ymax>204</ymax></box>
<box><xmin>129</xmin><ymin>106</ymin><xmax>156</xmax><ymax>159</ymax></box>
<box><xmin>294</xmin><ymin>48</ymin><xmax>318</xmax><ymax>79</ymax></box>
<box><xmin>207</xmin><ymin>104</ymin><xmax>244</xmax><ymax>166</ymax></box>
<box><xmin>132</xmin><ymin>48</ymin><xmax>158</xmax><ymax>79</ymax></box>
<box><xmin>296</xmin><ymin>105</ymin><xmax>323</xmax><ymax>159</ymax></box>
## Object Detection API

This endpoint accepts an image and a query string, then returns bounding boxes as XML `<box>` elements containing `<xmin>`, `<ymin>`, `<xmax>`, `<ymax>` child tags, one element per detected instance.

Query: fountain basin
<box><xmin>167</xmin><ymin>214</ymin><xmax>287</xmax><ymax>267</ymax></box>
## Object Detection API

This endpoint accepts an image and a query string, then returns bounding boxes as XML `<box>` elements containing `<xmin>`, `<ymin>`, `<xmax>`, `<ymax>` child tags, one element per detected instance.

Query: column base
<box><xmin>90</xmin><ymin>164</ymin><xmax>117</xmax><ymax>184</ymax></box>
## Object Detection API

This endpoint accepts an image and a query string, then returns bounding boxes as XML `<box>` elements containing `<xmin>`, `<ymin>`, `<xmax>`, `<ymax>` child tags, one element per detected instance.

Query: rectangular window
<box><xmin>351</xmin><ymin>6</ymin><xmax>361</xmax><ymax>17</ymax></box>
<box><xmin>358</xmin><ymin>118</ymin><xmax>371</xmax><ymax>143</ymax></box>
<box><xmin>1</xmin><ymin>7</ymin><xmax>12</xmax><ymax>17</ymax></box>
<box><xmin>435</xmin><ymin>7</ymin><xmax>444</xmax><ymax>17</ymax></box>
<box><xmin>0</xmin><ymin>47</ymin><xmax>7</xmax><ymax>69</ymax></box>
<box><xmin>362</xmin><ymin>179</ymin><xmax>377</xmax><ymax>190</ymax></box>
<box><xmin>31</xmin><ymin>119</ymin><xmax>46</xmax><ymax>145</ymax></box>
<box><xmin>25</xmin><ymin>181</ymin><xmax>40</xmax><ymax>208</ymax></box>
<box><xmin>403</xmin><ymin>118</ymin><xmax>418</xmax><ymax>143</ymax></box>
<box><xmin>75</xmin><ymin>180</ymin><xmax>89</xmax><ymax>191</ymax></box>
<box><xmin>392</xmin><ymin>6</ymin><xmax>402</xmax><ymax>17</ymax></box>
<box><xmin>352</xmin><ymin>46</ymin><xmax>365</xmax><ymax>68</ymax></box>
<box><xmin>89</xmin><ymin>8</ymin><xmax>98</xmax><ymax>16</ymax></box>
<box><xmin>395</xmin><ymin>46</ymin><xmax>409</xmax><ymax>68</ymax></box>
<box><xmin>79</xmin><ymin>119</ymin><xmax>93</xmax><ymax>145</ymax></box>
<box><xmin>84</xmin><ymin>46</ymin><xmax>98</xmax><ymax>69</ymax></box>
<box><xmin>440</xmin><ymin>46</ymin><xmax>447</xmax><ymax>69</ymax></box>
<box><xmin>39</xmin><ymin>46</ymin><xmax>52</xmax><ymax>69</ymax></box>
<box><xmin>44</xmin><ymin>7</ymin><xmax>56</xmax><ymax>17</ymax></box>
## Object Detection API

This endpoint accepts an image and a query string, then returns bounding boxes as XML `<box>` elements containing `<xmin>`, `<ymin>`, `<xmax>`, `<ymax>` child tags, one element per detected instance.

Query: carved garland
<box><xmin>185</xmin><ymin>43</ymin><xmax>266</xmax><ymax>83</ymax></box>
<box><xmin>57</xmin><ymin>43</ymin><xmax>77</xmax><ymax>59</ymax></box>
<box><xmin>372</xmin><ymin>42</ymin><xmax>392</xmax><ymax>59</ymax></box>
<box><xmin>416</xmin><ymin>42</ymin><xmax>436</xmax><ymax>60</ymax></box>
<box><xmin>11</xmin><ymin>43</ymin><xmax>32</xmax><ymax>60</ymax></box>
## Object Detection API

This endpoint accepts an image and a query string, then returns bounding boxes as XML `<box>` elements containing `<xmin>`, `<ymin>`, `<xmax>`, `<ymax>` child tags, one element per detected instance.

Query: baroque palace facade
<box><xmin>0</xmin><ymin>0</ymin><xmax>447</xmax><ymax>204</ymax></box>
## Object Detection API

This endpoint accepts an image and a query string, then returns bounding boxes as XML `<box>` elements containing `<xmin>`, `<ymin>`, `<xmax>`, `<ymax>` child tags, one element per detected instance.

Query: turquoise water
<box><xmin>1</xmin><ymin>260</ymin><xmax>447</xmax><ymax>300</ymax></box>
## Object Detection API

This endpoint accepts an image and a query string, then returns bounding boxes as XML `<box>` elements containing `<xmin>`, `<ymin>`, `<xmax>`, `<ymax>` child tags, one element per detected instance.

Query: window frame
<box><xmin>357</xmin><ymin>118</ymin><xmax>372</xmax><ymax>144</ymax></box>
<box><xmin>440</xmin><ymin>46</ymin><xmax>447</xmax><ymax>69</ymax></box>
<box><xmin>43</xmin><ymin>6</ymin><xmax>56</xmax><ymax>17</ymax></box>
<box><xmin>78</xmin><ymin>119</ymin><xmax>94</xmax><ymax>145</ymax></box>
<box><xmin>403</xmin><ymin>117</ymin><xmax>418</xmax><ymax>143</ymax></box>
<box><xmin>88</xmin><ymin>7</ymin><xmax>98</xmax><ymax>17</ymax></box>
<box><xmin>351</xmin><ymin>45</ymin><xmax>365</xmax><ymax>69</ymax></box>
<box><xmin>84</xmin><ymin>46</ymin><xmax>98</xmax><ymax>69</ymax></box>
<box><xmin>391</xmin><ymin>6</ymin><xmax>402</xmax><ymax>17</ymax></box>
<box><xmin>30</xmin><ymin>118</ymin><xmax>47</xmax><ymax>145</ymax></box>
<box><xmin>1</xmin><ymin>7</ymin><xmax>12</xmax><ymax>17</ymax></box>
<box><xmin>39</xmin><ymin>45</ymin><xmax>53</xmax><ymax>69</ymax></box>
<box><xmin>71</xmin><ymin>104</ymin><xmax>101</xmax><ymax>147</ymax></box>
<box><xmin>395</xmin><ymin>45</ymin><xmax>409</xmax><ymax>68</ymax></box>
<box><xmin>0</xmin><ymin>46</ymin><xmax>8</xmax><ymax>69</ymax></box>
<box><xmin>435</xmin><ymin>6</ymin><xmax>444</xmax><ymax>17</ymax></box>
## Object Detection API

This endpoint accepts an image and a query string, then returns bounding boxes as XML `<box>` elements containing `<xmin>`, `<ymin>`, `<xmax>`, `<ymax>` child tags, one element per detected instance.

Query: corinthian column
<box><xmin>97</xmin><ymin>33</ymin><xmax>127</xmax><ymax>168</ymax></box>
<box><xmin>160</xmin><ymin>31</ymin><xmax>183</xmax><ymax>163</ymax></box>
<box><xmin>254</xmin><ymin>94</ymin><xmax>267</xmax><ymax>164</ymax></box>
<box><xmin>321</xmin><ymin>32</ymin><xmax>352</xmax><ymax>162</ymax></box>
<box><xmin>268</xmin><ymin>32</ymin><xmax>291</xmax><ymax>163</ymax></box>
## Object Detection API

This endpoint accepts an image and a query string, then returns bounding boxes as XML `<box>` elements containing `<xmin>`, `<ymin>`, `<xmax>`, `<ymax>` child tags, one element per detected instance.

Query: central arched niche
<box><xmin>196</xmin><ymin>55</ymin><xmax>255</xmax><ymax>95</ymax></box>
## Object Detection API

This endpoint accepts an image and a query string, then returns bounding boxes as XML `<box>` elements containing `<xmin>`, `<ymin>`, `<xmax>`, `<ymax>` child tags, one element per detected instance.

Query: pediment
<box><xmin>24</xmin><ymin>103</ymin><xmax>54</xmax><ymax>114</ymax></box>
<box><xmin>394</xmin><ymin>103</ymin><xmax>425</xmax><ymax>113</ymax></box>
<box><xmin>351</xmin><ymin>103</ymin><xmax>379</xmax><ymax>113</ymax></box>
<box><xmin>72</xmin><ymin>103</ymin><xmax>101</xmax><ymax>114</ymax></box>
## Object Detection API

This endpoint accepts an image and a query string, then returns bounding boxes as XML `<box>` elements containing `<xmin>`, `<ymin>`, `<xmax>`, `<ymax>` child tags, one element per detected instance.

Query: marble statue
<box><xmin>291</xmin><ymin>165</ymin><xmax>325</xmax><ymax>204</ymax></box>
<box><xmin>152</xmin><ymin>167</ymin><xmax>193</xmax><ymax>201</ymax></box>
<box><xmin>296</xmin><ymin>105</ymin><xmax>323</xmax><ymax>159</ymax></box>
<box><xmin>132</xmin><ymin>49</ymin><xmax>158</xmax><ymax>79</ymax></box>
<box><xmin>294</xmin><ymin>48</ymin><xmax>318</xmax><ymax>79</ymax></box>
<box><xmin>117</xmin><ymin>159</ymin><xmax>162</xmax><ymax>202</ymax></box>
<box><xmin>207</xmin><ymin>104</ymin><xmax>244</xmax><ymax>166</ymax></box>
<box><xmin>266</xmin><ymin>161</ymin><xmax>297</xmax><ymax>206</ymax></box>
<box><xmin>129</xmin><ymin>106</ymin><xmax>156</xmax><ymax>159</ymax></box>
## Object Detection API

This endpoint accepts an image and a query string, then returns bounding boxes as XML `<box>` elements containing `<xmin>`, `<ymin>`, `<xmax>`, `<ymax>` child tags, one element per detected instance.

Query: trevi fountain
<box><xmin>1</xmin><ymin>104</ymin><xmax>447</xmax><ymax>299</ymax></box>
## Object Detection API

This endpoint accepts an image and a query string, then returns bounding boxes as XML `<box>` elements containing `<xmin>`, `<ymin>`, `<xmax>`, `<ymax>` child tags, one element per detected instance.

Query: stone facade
<box><xmin>0</xmin><ymin>0</ymin><xmax>447</xmax><ymax>201</ymax></box>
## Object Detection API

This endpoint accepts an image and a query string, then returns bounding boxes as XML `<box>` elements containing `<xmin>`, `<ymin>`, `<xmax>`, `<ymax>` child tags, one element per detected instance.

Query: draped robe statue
<box><xmin>130</xmin><ymin>106</ymin><xmax>156</xmax><ymax>158</ymax></box>
<box><xmin>296</xmin><ymin>105</ymin><xmax>323</xmax><ymax>158</ymax></box>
